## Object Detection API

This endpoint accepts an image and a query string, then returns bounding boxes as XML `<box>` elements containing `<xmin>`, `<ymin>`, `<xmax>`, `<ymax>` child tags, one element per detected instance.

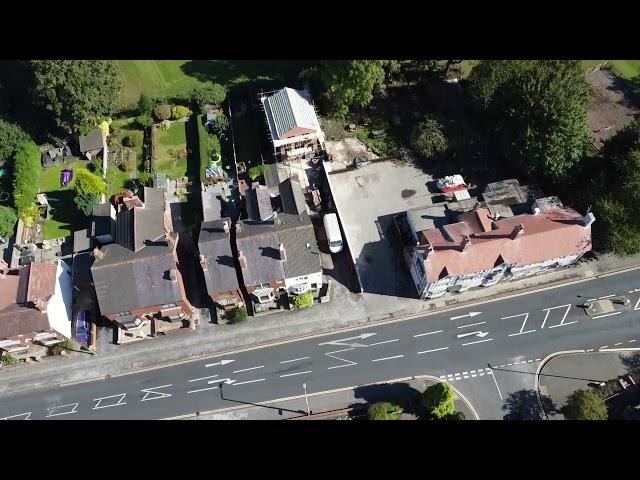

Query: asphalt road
<box><xmin>2</xmin><ymin>269</ymin><xmax>640</xmax><ymax>420</ymax></box>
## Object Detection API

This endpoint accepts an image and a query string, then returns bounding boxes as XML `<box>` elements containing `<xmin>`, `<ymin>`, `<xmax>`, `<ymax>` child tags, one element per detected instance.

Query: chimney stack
<box><xmin>422</xmin><ymin>243</ymin><xmax>434</xmax><ymax>259</ymax></box>
<box><xmin>581</xmin><ymin>212</ymin><xmax>596</xmax><ymax>228</ymax></box>
<box><xmin>462</xmin><ymin>235</ymin><xmax>471</xmax><ymax>251</ymax></box>
<box><xmin>169</xmin><ymin>269</ymin><xmax>178</xmax><ymax>282</ymax></box>
<box><xmin>223</xmin><ymin>221</ymin><xmax>229</xmax><ymax>234</ymax></box>
<box><xmin>93</xmin><ymin>247</ymin><xmax>104</xmax><ymax>260</ymax></box>
<box><xmin>199</xmin><ymin>254</ymin><xmax>208</xmax><ymax>271</ymax></box>
<box><xmin>34</xmin><ymin>298</ymin><xmax>47</xmax><ymax>312</ymax></box>
<box><xmin>238</xmin><ymin>250</ymin><xmax>247</xmax><ymax>269</ymax></box>
<box><xmin>510</xmin><ymin>224</ymin><xmax>524</xmax><ymax>240</ymax></box>
<box><xmin>279</xmin><ymin>243</ymin><xmax>287</xmax><ymax>262</ymax></box>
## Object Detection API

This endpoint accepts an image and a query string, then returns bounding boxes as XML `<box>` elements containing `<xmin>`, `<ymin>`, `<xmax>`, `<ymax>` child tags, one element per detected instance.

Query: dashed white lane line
<box><xmin>535</xmin><ymin>358</ymin><xmax>541</xmax><ymax>362</ymax></box>
<box><xmin>470</xmin><ymin>370</ymin><xmax>476</xmax><ymax>374</ymax></box>
<box><xmin>630</xmin><ymin>340</ymin><xmax>637</xmax><ymax>343</ymax></box>
<box><xmin>586</xmin><ymin>349</ymin><xmax>594</xmax><ymax>352</ymax></box>
<box><xmin>456</xmin><ymin>321</ymin><xmax>486</xmax><ymax>329</ymax></box>
<box><xmin>461</xmin><ymin>338</ymin><xmax>493</xmax><ymax>346</ymax></box>
<box><xmin>527</xmin><ymin>359</ymin><xmax>533</xmax><ymax>363</ymax></box>
<box><xmin>234</xmin><ymin>378</ymin><xmax>267</xmax><ymax>386</ymax></box>
<box><xmin>417</xmin><ymin>347</ymin><xmax>449</xmax><ymax>354</ymax></box>
<box><xmin>280</xmin><ymin>371</ymin><xmax>312</xmax><ymax>378</ymax></box>
<box><xmin>586</xmin><ymin>298</ymin><xmax>597</xmax><ymax>302</ymax></box>
<box><xmin>471</xmin><ymin>374</ymin><xmax>477</xmax><ymax>378</ymax></box>
<box><xmin>614</xmin><ymin>342</ymin><xmax>623</xmax><ymax>346</ymax></box>
<box><xmin>479</xmin><ymin>372</ymin><xmax>485</xmax><ymax>376</ymax></box>
<box><xmin>367</xmin><ymin>339</ymin><xmax>400</xmax><ymax>347</ymax></box>
<box><xmin>463</xmin><ymin>375</ymin><xmax>469</xmax><ymax>379</ymax></box>
<box><xmin>592</xmin><ymin>312</ymin><xmax>622</xmax><ymax>320</ymax></box>
<box><xmin>463</xmin><ymin>371</ymin><xmax>469</xmax><ymax>375</ymax></box>
<box><xmin>279</xmin><ymin>357</ymin><xmax>309</xmax><ymax>364</ymax></box>
<box><xmin>507</xmin><ymin>363</ymin><xmax>513</xmax><ymax>366</ymax></box>
<box><xmin>499</xmin><ymin>365</ymin><xmax>505</xmax><ymax>368</ymax></box>
<box><xmin>548</xmin><ymin>321</ymin><xmax>578</xmax><ymax>329</ymax></box>
<box><xmin>188</xmin><ymin>374</ymin><xmax>219</xmax><ymax>383</ymax></box>
<box><xmin>372</xmin><ymin>355</ymin><xmax>404</xmax><ymax>362</ymax></box>
<box><xmin>598</xmin><ymin>294</ymin><xmax>616</xmax><ymax>299</ymax></box>
<box><xmin>233</xmin><ymin>365</ymin><xmax>264</xmax><ymax>373</ymax></box>
<box><xmin>508</xmin><ymin>330</ymin><xmax>536</xmax><ymax>337</ymax></box>
<box><xmin>414</xmin><ymin>330</ymin><xmax>444</xmax><ymax>337</ymax></box>
<box><xmin>188</xmin><ymin>386</ymin><xmax>220</xmax><ymax>394</ymax></box>
<box><xmin>600</xmin><ymin>346</ymin><xmax>609</xmax><ymax>349</ymax></box>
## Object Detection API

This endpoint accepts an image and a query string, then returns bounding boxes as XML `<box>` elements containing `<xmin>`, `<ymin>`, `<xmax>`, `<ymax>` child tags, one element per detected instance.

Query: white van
<box><xmin>323</xmin><ymin>213</ymin><xmax>343</xmax><ymax>254</ymax></box>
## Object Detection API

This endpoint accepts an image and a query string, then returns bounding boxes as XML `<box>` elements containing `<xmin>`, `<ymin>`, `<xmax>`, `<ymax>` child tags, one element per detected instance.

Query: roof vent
<box><xmin>533</xmin><ymin>207</ymin><xmax>541</xmax><ymax>215</ymax></box>
<box><xmin>581</xmin><ymin>212</ymin><xmax>596</xmax><ymax>228</ymax></box>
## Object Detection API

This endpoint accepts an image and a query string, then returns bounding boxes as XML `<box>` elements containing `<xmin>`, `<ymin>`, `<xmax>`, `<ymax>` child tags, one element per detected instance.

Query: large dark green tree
<box><xmin>469</xmin><ymin>60</ymin><xmax>591</xmax><ymax>179</ymax></box>
<box><xmin>411</xmin><ymin>115</ymin><xmax>449</xmax><ymax>160</ymax></box>
<box><xmin>0</xmin><ymin>205</ymin><xmax>17</xmax><ymax>238</ymax></box>
<box><xmin>563</xmin><ymin>389</ymin><xmax>608</xmax><ymax>420</ymax></box>
<box><xmin>31</xmin><ymin>60</ymin><xmax>123</xmax><ymax>135</ymax></box>
<box><xmin>12</xmin><ymin>141</ymin><xmax>41</xmax><ymax>222</ymax></box>
<box><xmin>422</xmin><ymin>382</ymin><xmax>457</xmax><ymax>419</ymax></box>
<box><xmin>0</xmin><ymin>120</ymin><xmax>31</xmax><ymax>165</ymax></box>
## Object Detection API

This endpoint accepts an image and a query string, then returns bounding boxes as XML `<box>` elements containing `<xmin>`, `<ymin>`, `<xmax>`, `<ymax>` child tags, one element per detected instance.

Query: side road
<box><xmin>1</xmin><ymin>251</ymin><xmax>639</xmax><ymax>398</ymax></box>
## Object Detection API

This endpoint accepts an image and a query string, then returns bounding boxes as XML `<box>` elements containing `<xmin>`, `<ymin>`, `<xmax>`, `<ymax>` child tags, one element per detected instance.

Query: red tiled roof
<box><xmin>422</xmin><ymin>207</ymin><xmax>592</xmax><ymax>282</ymax></box>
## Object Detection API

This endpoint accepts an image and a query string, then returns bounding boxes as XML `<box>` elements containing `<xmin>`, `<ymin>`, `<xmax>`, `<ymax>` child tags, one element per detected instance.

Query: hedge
<box><xmin>12</xmin><ymin>141</ymin><xmax>41</xmax><ymax>221</ymax></box>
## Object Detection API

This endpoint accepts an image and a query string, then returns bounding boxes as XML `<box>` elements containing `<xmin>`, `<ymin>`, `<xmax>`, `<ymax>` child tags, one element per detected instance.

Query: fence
<box><xmin>149</xmin><ymin>124</ymin><xmax>157</xmax><ymax>174</ymax></box>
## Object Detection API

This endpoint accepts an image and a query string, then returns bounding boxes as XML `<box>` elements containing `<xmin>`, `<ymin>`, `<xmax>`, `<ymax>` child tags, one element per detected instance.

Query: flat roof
<box><xmin>406</xmin><ymin>204</ymin><xmax>449</xmax><ymax>233</ymax></box>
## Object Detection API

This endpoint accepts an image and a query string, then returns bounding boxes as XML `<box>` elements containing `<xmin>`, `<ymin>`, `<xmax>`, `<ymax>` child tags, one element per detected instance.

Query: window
<box><xmin>255</xmin><ymin>282</ymin><xmax>270</xmax><ymax>290</ymax></box>
<box><xmin>259</xmin><ymin>295</ymin><xmax>271</xmax><ymax>303</ymax></box>
<box><xmin>161</xmin><ymin>303</ymin><xmax>177</xmax><ymax>308</ymax></box>
<box><xmin>115</xmin><ymin>311</ymin><xmax>132</xmax><ymax>317</ymax></box>
<box><xmin>310</xmin><ymin>283</ymin><xmax>319</xmax><ymax>290</ymax></box>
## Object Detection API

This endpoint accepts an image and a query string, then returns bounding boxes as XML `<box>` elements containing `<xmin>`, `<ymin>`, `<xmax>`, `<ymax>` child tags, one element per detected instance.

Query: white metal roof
<box><xmin>261</xmin><ymin>88</ymin><xmax>321</xmax><ymax>141</ymax></box>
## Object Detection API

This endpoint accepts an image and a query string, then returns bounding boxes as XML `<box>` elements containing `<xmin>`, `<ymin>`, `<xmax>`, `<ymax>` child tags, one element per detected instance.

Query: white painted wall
<box><xmin>47</xmin><ymin>260</ymin><xmax>73</xmax><ymax>339</ymax></box>
<box><xmin>284</xmin><ymin>271</ymin><xmax>323</xmax><ymax>293</ymax></box>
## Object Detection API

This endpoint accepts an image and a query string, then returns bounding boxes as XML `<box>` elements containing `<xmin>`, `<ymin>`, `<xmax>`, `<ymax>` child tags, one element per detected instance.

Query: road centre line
<box><xmin>279</xmin><ymin>357</ymin><xmax>309</xmax><ymax>364</ymax></box>
<box><xmin>327</xmin><ymin>364</ymin><xmax>355</xmax><ymax>370</ymax></box>
<box><xmin>548</xmin><ymin>321</ymin><xmax>578</xmax><ymax>328</ymax></box>
<box><xmin>188</xmin><ymin>375</ymin><xmax>218</xmax><ymax>383</ymax></box>
<box><xmin>592</xmin><ymin>312</ymin><xmax>622</xmax><ymax>319</ymax></box>
<box><xmin>366</xmin><ymin>339</ymin><xmax>399</xmax><ymax>347</ymax></box>
<box><xmin>232</xmin><ymin>366</ymin><xmax>264</xmax><ymax>373</ymax></box>
<box><xmin>417</xmin><ymin>347</ymin><xmax>449</xmax><ymax>354</ymax></box>
<box><xmin>280</xmin><ymin>371</ymin><xmax>312</xmax><ymax>378</ymax></box>
<box><xmin>234</xmin><ymin>379</ymin><xmax>267</xmax><ymax>386</ymax></box>
<box><xmin>414</xmin><ymin>330</ymin><xmax>443</xmax><ymax>337</ymax></box>
<box><xmin>372</xmin><ymin>355</ymin><xmax>404</xmax><ymax>362</ymax></box>
<box><xmin>456</xmin><ymin>321</ymin><xmax>486</xmax><ymax>329</ymax></box>
<box><xmin>586</xmin><ymin>349</ymin><xmax>594</xmax><ymax>352</ymax></box>
<box><xmin>461</xmin><ymin>338</ymin><xmax>493</xmax><ymax>346</ymax></box>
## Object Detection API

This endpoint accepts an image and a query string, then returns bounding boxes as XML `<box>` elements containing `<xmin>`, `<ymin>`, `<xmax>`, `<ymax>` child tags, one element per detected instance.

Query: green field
<box><xmin>155</xmin><ymin>122</ymin><xmax>188</xmax><ymax>180</ymax></box>
<box><xmin>116</xmin><ymin>60</ymin><xmax>312</xmax><ymax>107</ymax></box>
<box><xmin>581</xmin><ymin>60</ymin><xmax>640</xmax><ymax>79</ymax></box>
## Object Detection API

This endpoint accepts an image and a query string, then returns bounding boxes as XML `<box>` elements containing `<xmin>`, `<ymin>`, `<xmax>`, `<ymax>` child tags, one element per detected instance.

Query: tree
<box><xmin>293</xmin><ymin>292</ymin><xmax>314</xmax><ymax>309</ymax></box>
<box><xmin>468</xmin><ymin>60</ymin><xmax>590</xmax><ymax>179</ymax></box>
<box><xmin>411</xmin><ymin>116</ymin><xmax>449</xmax><ymax>159</ymax></box>
<box><xmin>422</xmin><ymin>382</ymin><xmax>457</xmax><ymax>419</ymax></box>
<box><xmin>213</xmin><ymin>113</ymin><xmax>230</xmax><ymax>139</ymax></box>
<box><xmin>248</xmin><ymin>164</ymin><xmax>266</xmax><ymax>181</ymax></box>
<box><xmin>443</xmin><ymin>411</ymin><xmax>466</xmax><ymax>420</ymax></box>
<box><xmin>153</xmin><ymin>104</ymin><xmax>172</xmax><ymax>122</ymax></box>
<box><xmin>563</xmin><ymin>389</ymin><xmax>608</xmax><ymax>420</ymax></box>
<box><xmin>74</xmin><ymin>193</ymin><xmax>98</xmax><ymax>216</ymax></box>
<box><xmin>12</xmin><ymin>141</ymin><xmax>41</xmax><ymax>221</ymax></box>
<box><xmin>31</xmin><ymin>60</ymin><xmax>122</xmax><ymax>135</ymax></box>
<box><xmin>0</xmin><ymin>120</ymin><xmax>31</xmax><ymax>165</ymax></box>
<box><xmin>139</xmin><ymin>171</ymin><xmax>152</xmax><ymax>186</ymax></box>
<box><xmin>138</xmin><ymin>94</ymin><xmax>156</xmax><ymax>115</ymax></box>
<box><xmin>231</xmin><ymin>306</ymin><xmax>248</xmax><ymax>324</ymax></box>
<box><xmin>316</xmin><ymin>60</ymin><xmax>386</xmax><ymax>118</ymax></box>
<box><xmin>191</xmin><ymin>84</ymin><xmax>227</xmax><ymax>111</ymax></box>
<box><xmin>74</xmin><ymin>169</ymin><xmax>106</xmax><ymax>197</ymax></box>
<box><xmin>0</xmin><ymin>206</ymin><xmax>17</xmax><ymax>238</ymax></box>
<box><xmin>1</xmin><ymin>353</ymin><xmax>18</xmax><ymax>366</ymax></box>
<box><xmin>171</xmin><ymin>105</ymin><xmax>191</xmax><ymax>120</ymax></box>
<box><xmin>367</xmin><ymin>402</ymin><xmax>403</xmax><ymax>420</ymax></box>
<box><xmin>136</xmin><ymin>114</ymin><xmax>153</xmax><ymax>129</ymax></box>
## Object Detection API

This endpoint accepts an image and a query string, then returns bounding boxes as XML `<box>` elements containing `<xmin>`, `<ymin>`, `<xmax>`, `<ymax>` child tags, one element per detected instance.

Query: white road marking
<box><xmin>527</xmin><ymin>359</ymin><xmax>533</xmax><ymax>363</ymax></box>
<box><xmin>205</xmin><ymin>359</ymin><xmax>235</xmax><ymax>368</ymax></box>
<box><xmin>417</xmin><ymin>347</ymin><xmax>449</xmax><ymax>354</ymax></box>
<box><xmin>548</xmin><ymin>321</ymin><xmax>578</xmax><ymax>328</ymax></box>
<box><xmin>1</xmin><ymin>412</ymin><xmax>32</xmax><ymax>420</ymax></box>
<box><xmin>598</xmin><ymin>294</ymin><xmax>616</xmax><ymax>299</ymax></box>
<box><xmin>586</xmin><ymin>298</ymin><xmax>596</xmax><ymax>302</ymax></box>
<box><xmin>507</xmin><ymin>363</ymin><xmax>513</xmax><ymax>366</ymax></box>
<box><xmin>46</xmin><ymin>403</ymin><xmax>79</xmax><ymax>417</ymax></box>
<box><xmin>188</xmin><ymin>386</ymin><xmax>220</xmax><ymax>394</ymax></box>
<box><xmin>471</xmin><ymin>374</ymin><xmax>477</xmax><ymax>378</ymax></box>
<box><xmin>447</xmin><ymin>374</ymin><xmax>454</xmax><ymax>378</ymax></box>
<box><xmin>234</xmin><ymin>378</ymin><xmax>267</xmax><ymax>386</ymax></box>
<box><xmin>413</xmin><ymin>330</ymin><xmax>443</xmax><ymax>337</ymax></box>
<box><xmin>327</xmin><ymin>364</ymin><xmax>355</xmax><ymax>370</ymax></box>
<box><xmin>366</xmin><ymin>339</ymin><xmax>400</xmax><ymax>347</ymax></box>
<box><xmin>140</xmin><ymin>384</ymin><xmax>173</xmax><ymax>402</ymax></box>
<box><xmin>634</xmin><ymin>297</ymin><xmax>640</xmax><ymax>311</ymax></box>
<box><xmin>461</xmin><ymin>338</ymin><xmax>493</xmax><ymax>346</ymax></box>
<box><xmin>614</xmin><ymin>342</ymin><xmax>623</xmax><ymax>346</ymax></box>
<box><xmin>540</xmin><ymin>304</ymin><xmax>572</xmax><ymax>329</ymax></box>
<box><xmin>489</xmin><ymin>370</ymin><xmax>503</xmax><ymax>400</ymax></box>
<box><xmin>470</xmin><ymin>370</ymin><xmax>476</xmax><ymax>373</ymax></box>
<box><xmin>454</xmin><ymin>373</ymin><xmax>461</xmax><ymax>376</ymax></box>
<box><xmin>93</xmin><ymin>393</ymin><xmax>126</xmax><ymax>410</ymax></box>
<box><xmin>456</xmin><ymin>321</ymin><xmax>486</xmax><ymax>329</ymax></box>
<box><xmin>499</xmin><ymin>365</ymin><xmax>505</xmax><ymax>368</ymax></box>
<box><xmin>233</xmin><ymin>365</ymin><xmax>265</xmax><ymax>373</ymax></box>
<box><xmin>279</xmin><ymin>357</ymin><xmax>309</xmax><ymax>364</ymax></box>
<box><xmin>630</xmin><ymin>340</ymin><xmax>637</xmax><ymax>343</ymax></box>
<box><xmin>450</xmin><ymin>311</ymin><xmax>482</xmax><ymax>321</ymax></box>
<box><xmin>207</xmin><ymin>378</ymin><xmax>236</xmax><ymax>385</ymax></box>
<box><xmin>440</xmin><ymin>375</ymin><xmax>447</xmax><ymax>379</ymax></box>
<box><xmin>325</xmin><ymin>347</ymin><xmax>357</xmax><ymax>369</ymax></box>
<box><xmin>280</xmin><ymin>371</ymin><xmax>312</xmax><ymax>377</ymax></box>
<box><xmin>535</xmin><ymin>358</ymin><xmax>541</xmax><ymax>362</ymax></box>
<box><xmin>463</xmin><ymin>371</ymin><xmax>469</xmax><ymax>375</ymax></box>
<box><xmin>463</xmin><ymin>375</ymin><xmax>469</xmax><ymax>379</ymax></box>
<box><xmin>508</xmin><ymin>330</ymin><xmax>536</xmax><ymax>337</ymax></box>
<box><xmin>318</xmin><ymin>333</ymin><xmax>376</xmax><ymax>348</ymax></box>
<box><xmin>586</xmin><ymin>349</ymin><xmax>594</xmax><ymax>352</ymax></box>
<box><xmin>188</xmin><ymin>375</ymin><xmax>219</xmax><ymax>383</ymax></box>
<box><xmin>479</xmin><ymin>372</ymin><xmax>485</xmax><ymax>376</ymax></box>
<box><xmin>592</xmin><ymin>312</ymin><xmax>622</xmax><ymax>319</ymax></box>
<box><xmin>600</xmin><ymin>346</ymin><xmax>609</xmax><ymax>349</ymax></box>
<box><xmin>372</xmin><ymin>355</ymin><xmax>404</xmax><ymax>362</ymax></box>
<box><xmin>502</xmin><ymin>312</ymin><xmax>531</xmax><ymax>336</ymax></box>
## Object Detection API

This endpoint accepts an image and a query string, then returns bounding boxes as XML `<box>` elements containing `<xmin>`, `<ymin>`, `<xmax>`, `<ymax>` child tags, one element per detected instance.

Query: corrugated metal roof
<box><xmin>262</xmin><ymin>88</ymin><xmax>320</xmax><ymax>141</ymax></box>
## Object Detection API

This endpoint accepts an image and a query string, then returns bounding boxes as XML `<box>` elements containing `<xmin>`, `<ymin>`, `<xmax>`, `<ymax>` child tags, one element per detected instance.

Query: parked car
<box><xmin>323</xmin><ymin>213</ymin><xmax>343</xmax><ymax>254</ymax></box>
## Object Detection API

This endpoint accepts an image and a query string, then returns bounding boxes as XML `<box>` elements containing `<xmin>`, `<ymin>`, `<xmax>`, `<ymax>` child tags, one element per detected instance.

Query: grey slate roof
<box><xmin>114</xmin><ymin>189</ymin><xmax>165</xmax><ymax>252</ymax></box>
<box><xmin>92</xmin><ymin>203</ymin><xmax>113</xmax><ymax>238</ymax></box>
<box><xmin>91</xmin><ymin>236</ymin><xmax>183</xmax><ymax>316</ymax></box>
<box><xmin>246</xmin><ymin>183</ymin><xmax>273</xmax><ymax>222</ymax></box>
<box><xmin>279</xmin><ymin>175</ymin><xmax>307</xmax><ymax>215</ymax></box>
<box><xmin>198</xmin><ymin>219</ymin><xmax>239</xmax><ymax>295</ymax></box>
<box><xmin>235</xmin><ymin>220</ymin><xmax>285</xmax><ymax>286</ymax></box>
<box><xmin>201</xmin><ymin>190</ymin><xmax>223</xmax><ymax>222</ymax></box>
<box><xmin>79</xmin><ymin>129</ymin><xmax>104</xmax><ymax>153</ymax></box>
<box><xmin>274</xmin><ymin>213</ymin><xmax>321</xmax><ymax>279</ymax></box>
<box><xmin>143</xmin><ymin>187</ymin><xmax>165</xmax><ymax>210</ymax></box>
<box><xmin>261</xmin><ymin>88</ymin><xmax>320</xmax><ymax>141</ymax></box>
<box><xmin>73</xmin><ymin>228</ymin><xmax>92</xmax><ymax>253</ymax></box>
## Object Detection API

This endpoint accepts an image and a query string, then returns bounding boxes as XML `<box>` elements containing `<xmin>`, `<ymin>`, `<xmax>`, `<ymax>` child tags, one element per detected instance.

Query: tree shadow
<box><xmin>501</xmin><ymin>389</ymin><xmax>557</xmax><ymax>420</ymax></box>
<box><xmin>620</xmin><ymin>352</ymin><xmax>640</xmax><ymax>375</ymax></box>
<box><xmin>349</xmin><ymin>382</ymin><xmax>425</xmax><ymax>419</ymax></box>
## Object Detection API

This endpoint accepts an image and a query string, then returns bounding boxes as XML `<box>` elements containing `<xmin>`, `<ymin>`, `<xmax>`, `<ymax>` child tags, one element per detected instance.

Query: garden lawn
<box><xmin>582</xmin><ymin>60</ymin><xmax>640</xmax><ymax>79</ymax></box>
<box><xmin>38</xmin><ymin>163</ymin><xmax>89</xmax><ymax>240</ymax></box>
<box><xmin>155</xmin><ymin>122</ymin><xmax>188</xmax><ymax>180</ymax></box>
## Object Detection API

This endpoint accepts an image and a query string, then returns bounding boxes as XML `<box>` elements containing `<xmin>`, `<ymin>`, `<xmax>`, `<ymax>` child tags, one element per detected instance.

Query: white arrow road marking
<box><xmin>417</xmin><ymin>347</ymin><xmax>449</xmax><ymax>354</ymax></box>
<box><xmin>461</xmin><ymin>338</ymin><xmax>493</xmax><ymax>346</ymax></box>
<box><xmin>207</xmin><ymin>378</ymin><xmax>236</xmax><ymax>385</ymax></box>
<box><xmin>457</xmin><ymin>331</ymin><xmax>489</xmax><ymax>339</ymax></box>
<box><xmin>502</xmin><ymin>312</ymin><xmax>534</xmax><ymax>337</ymax></box>
<box><xmin>372</xmin><ymin>355</ymin><xmax>404</xmax><ymax>362</ymax></box>
<box><xmin>46</xmin><ymin>403</ymin><xmax>79</xmax><ymax>417</ymax></box>
<box><xmin>456</xmin><ymin>321</ymin><xmax>486</xmax><ymax>329</ymax></box>
<box><xmin>234</xmin><ymin>378</ymin><xmax>267</xmax><ymax>386</ymax></box>
<box><xmin>413</xmin><ymin>330</ymin><xmax>443</xmax><ymax>337</ymax></box>
<box><xmin>450</xmin><ymin>311</ymin><xmax>482</xmax><ymax>321</ymax></box>
<box><xmin>93</xmin><ymin>393</ymin><xmax>126</xmax><ymax>410</ymax></box>
<box><xmin>188</xmin><ymin>375</ymin><xmax>218</xmax><ymax>383</ymax></box>
<box><xmin>205</xmin><ymin>359</ymin><xmax>235</xmax><ymax>368</ymax></box>
<box><xmin>280</xmin><ymin>371</ymin><xmax>312</xmax><ymax>378</ymax></box>
<box><xmin>140</xmin><ymin>384</ymin><xmax>173</xmax><ymax>402</ymax></box>
<box><xmin>1</xmin><ymin>412</ymin><xmax>32</xmax><ymax>420</ymax></box>
<box><xmin>540</xmin><ymin>304</ymin><xmax>572</xmax><ymax>329</ymax></box>
<box><xmin>325</xmin><ymin>348</ymin><xmax>358</xmax><ymax>370</ymax></box>
<box><xmin>318</xmin><ymin>333</ymin><xmax>376</xmax><ymax>348</ymax></box>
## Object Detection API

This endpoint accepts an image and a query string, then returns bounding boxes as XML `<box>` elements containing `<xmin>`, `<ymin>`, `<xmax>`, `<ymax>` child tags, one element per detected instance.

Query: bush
<box><xmin>138</xmin><ymin>94</ymin><xmax>156</xmax><ymax>115</ymax></box>
<box><xmin>139</xmin><ymin>171</ymin><xmax>152</xmax><ymax>186</ymax></box>
<box><xmin>0</xmin><ymin>205</ymin><xmax>18</xmax><ymax>238</ymax></box>
<box><xmin>74</xmin><ymin>193</ymin><xmax>98</xmax><ymax>216</ymax></box>
<box><xmin>563</xmin><ymin>389</ymin><xmax>608</xmax><ymax>420</ymax></box>
<box><xmin>122</xmin><ymin>130</ymin><xmax>143</xmax><ymax>148</ymax></box>
<box><xmin>136</xmin><ymin>114</ymin><xmax>153</xmax><ymax>129</ymax></box>
<box><xmin>422</xmin><ymin>382</ymin><xmax>457</xmax><ymax>419</ymax></box>
<box><xmin>50</xmin><ymin>339</ymin><xmax>75</xmax><ymax>356</ymax></box>
<box><xmin>12</xmin><ymin>141</ymin><xmax>41</xmax><ymax>221</ymax></box>
<box><xmin>231</xmin><ymin>306</ymin><xmax>248</xmax><ymax>324</ymax></box>
<box><xmin>74</xmin><ymin>169</ymin><xmax>106</xmax><ymax>196</ymax></box>
<box><xmin>293</xmin><ymin>292</ymin><xmax>314</xmax><ymax>309</ymax></box>
<box><xmin>367</xmin><ymin>402</ymin><xmax>403</xmax><ymax>420</ymax></box>
<box><xmin>171</xmin><ymin>105</ymin><xmax>191</xmax><ymax>120</ymax></box>
<box><xmin>1</xmin><ymin>353</ymin><xmax>18</xmax><ymax>366</ymax></box>
<box><xmin>153</xmin><ymin>104</ymin><xmax>172</xmax><ymax>121</ymax></box>
<box><xmin>444</xmin><ymin>411</ymin><xmax>466</xmax><ymax>420</ymax></box>
<box><xmin>89</xmin><ymin>157</ymin><xmax>104</xmax><ymax>175</ymax></box>
<box><xmin>191</xmin><ymin>84</ymin><xmax>227</xmax><ymax>111</ymax></box>
<box><xmin>176</xmin><ymin>148</ymin><xmax>187</xmax><ymax>161</ymax></box>
<box><xmin>121</xmin><ymin>158</ymin><xmax>136</xmax><ymax>172</ymax></box>
<box><xmin>248</xmin><ymin>164</ymin><xmax>267</xmax><ymax>181</ymax></box>
<box><xmin>411</xmin><ymin>116</ymin><xmax>449</xmax><ymax>159</ymax></box>
<box><xmin>122</xmin><ymin>135</ymin><xmax>134</xmax><ymax>147</ymax></box>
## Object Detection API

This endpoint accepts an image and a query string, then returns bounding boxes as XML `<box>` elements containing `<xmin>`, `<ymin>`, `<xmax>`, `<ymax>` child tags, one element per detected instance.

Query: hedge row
<box><xmin>196</xmin><ymin>114</ymin><xmax>209</xmax><ymax>183</ymax></box>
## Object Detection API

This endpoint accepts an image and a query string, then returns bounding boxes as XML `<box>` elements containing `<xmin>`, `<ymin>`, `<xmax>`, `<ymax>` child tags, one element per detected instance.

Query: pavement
<box><xmin>3</xmin><ymin>265</ymin><xmax>640</xmax><ymax>419</ymax></box>
<box><xmin>538</xmin><ymin>350</ymin><xmax>640</xmax><ymax>420</ymax></box>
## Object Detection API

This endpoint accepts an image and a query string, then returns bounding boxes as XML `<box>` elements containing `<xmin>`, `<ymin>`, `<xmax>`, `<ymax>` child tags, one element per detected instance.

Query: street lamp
<box><xmin>303</xmin><ymin>383</ymin><xmax>310</xmax><ymax>416</ymax></box>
